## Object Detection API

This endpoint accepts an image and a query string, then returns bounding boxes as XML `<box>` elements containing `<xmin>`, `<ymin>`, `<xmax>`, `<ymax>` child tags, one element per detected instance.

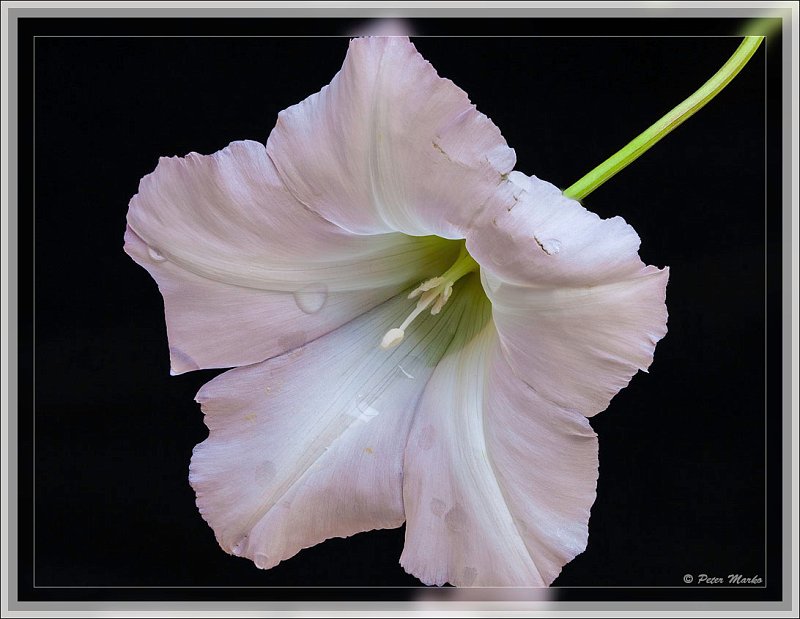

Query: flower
<box><xmin>124</xmin><ymin>36</ymin><xmax>668</xmax><ymax>587</ymax></box>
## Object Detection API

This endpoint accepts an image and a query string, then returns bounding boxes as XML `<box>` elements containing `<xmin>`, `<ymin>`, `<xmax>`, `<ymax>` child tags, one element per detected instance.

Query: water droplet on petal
<box><xmin>293</xmin><ymin>283</ymin><xmax>328</xmax><ymax>314</ymax></box>
<box><xmin>430</xmin><ymin>498</ymin><xmax>446</xmax><ymax>517</ymax></box>
<box><xmin>490</xmin><ymin>250</ymin><xmax>511</xmax><ymax>266</ymax></box>
<box><xmin>147</xmin><ymin>246</ymin><xmax>166</xmax><ymax>262</ymax></box>
<box><xmin>353</xmin><ymin>396</ymin><xmax>380</xmax><ymax>423</ymax></box>
<box><xmin>444</xmin><ymin>504</ymin><xmax>468</xmax><ymax>532</ymax></box>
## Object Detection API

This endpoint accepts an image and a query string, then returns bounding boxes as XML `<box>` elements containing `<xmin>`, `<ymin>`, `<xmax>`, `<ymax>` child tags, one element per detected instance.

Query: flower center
<box><xmin>380</xmin><ymin>242</ymin><xmax>479</xmax><ymax>350</ymax></box>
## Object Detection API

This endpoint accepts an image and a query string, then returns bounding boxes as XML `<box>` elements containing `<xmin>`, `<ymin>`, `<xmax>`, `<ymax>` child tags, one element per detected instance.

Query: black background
<box><xmin>17</xmin><ymin>16</ymin><xmax>783</xmax><ymax>603</ymax></box>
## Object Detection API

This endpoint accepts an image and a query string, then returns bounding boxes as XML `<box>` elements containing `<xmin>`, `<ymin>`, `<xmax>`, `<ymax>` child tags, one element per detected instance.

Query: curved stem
<box><xmin>563</xmin><ymin>36</ymin><xmax>764</xmax><ymax>202</ymax></box>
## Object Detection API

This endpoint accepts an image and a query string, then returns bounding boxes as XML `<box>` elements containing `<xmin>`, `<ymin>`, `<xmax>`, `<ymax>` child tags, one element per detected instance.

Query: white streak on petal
<box><xmin>401</xmin><ymin>301</ymin><xmax>599</xmax><ymax>587</ymax></box>
<box><xmin>190</xmin><ymin>280</ymin><xmax>480</xmax><ymax>571</ymax></box>
<box><xmin>267</xmin><ymin>37</ymin><xmax>515</xmax><ymax>238</ymax></box>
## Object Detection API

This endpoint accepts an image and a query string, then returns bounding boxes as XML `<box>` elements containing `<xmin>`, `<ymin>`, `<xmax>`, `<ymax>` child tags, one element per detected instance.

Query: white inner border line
<box><xmin>31</xmin><ymin>34</ymin><xmax>769</xmax><ymax>591</ymax></box>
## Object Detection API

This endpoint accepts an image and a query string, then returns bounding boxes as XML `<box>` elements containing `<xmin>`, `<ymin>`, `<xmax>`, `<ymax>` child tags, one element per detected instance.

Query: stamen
<box><xmin>380</xmin><ymin>242</ymin><xmax>479</xmax><ymax>350</ymax></box>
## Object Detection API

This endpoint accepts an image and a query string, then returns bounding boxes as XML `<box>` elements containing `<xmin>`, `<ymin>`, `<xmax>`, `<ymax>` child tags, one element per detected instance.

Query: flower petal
<box><xmin>400</xmin><ymin>296</ymin><xmax>598</xmax><ymax>587</ymax></box>
<box><xmin>189</xmin><ymin>282</ymin><xmax>480</xmax><ymax>572</ymax></box>
<box><xmin>469</xmin><ymin>173</ymin><xmax>669</xmax><ymax>416</ymax></box>
<box><xmin>468</xmin><ymin>173</ymin><xmax>648</xmax><ymax>287</ymax></box>
<box><xmin>267</xmin><ymin>36</ymin><xmax>515</xmax><ymax>238</ymax></box>
<box><xmin>125</xmin><ymin>140</ymin><xmax>458</xmax><ymax>373</ymax></box>
<box><xmin>484</xmin><ymin>267</ymin><xmax>669</xmax><ymax>418</ymax></box>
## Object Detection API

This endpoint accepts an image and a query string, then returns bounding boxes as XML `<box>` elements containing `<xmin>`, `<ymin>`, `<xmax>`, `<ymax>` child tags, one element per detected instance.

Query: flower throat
<box><xmin>380</xmin><ymin>242</ymin><xmax>479</xmax><ymax>350</ymax></box>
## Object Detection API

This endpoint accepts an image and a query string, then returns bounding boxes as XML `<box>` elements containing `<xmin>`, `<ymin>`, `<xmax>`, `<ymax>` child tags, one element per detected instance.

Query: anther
<box><xmin>408</xmin><ymin>277</ymin><xmax>444</xmax><ymax>300</ymax></box>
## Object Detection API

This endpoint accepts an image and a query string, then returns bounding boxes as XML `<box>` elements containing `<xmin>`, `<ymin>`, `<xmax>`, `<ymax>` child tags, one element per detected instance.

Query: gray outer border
<box><xmin>3</xmin><ymin>1</ymin><xmax>797</xmax><ymax>615</ymax></box>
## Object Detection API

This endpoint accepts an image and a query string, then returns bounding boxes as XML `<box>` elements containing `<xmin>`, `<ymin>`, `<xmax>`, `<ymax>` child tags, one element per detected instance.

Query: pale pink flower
<box><xmin>124</xmin><ymin>37</ymin><xmax>668</xmax><ymax>587</ymax></box>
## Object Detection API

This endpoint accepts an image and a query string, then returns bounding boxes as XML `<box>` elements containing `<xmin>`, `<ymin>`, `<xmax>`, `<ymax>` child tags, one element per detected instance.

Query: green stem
<box><xmin>563</xmin><ymin>36</ymin><xmax>764</xmax><ymax>202</ymax></box>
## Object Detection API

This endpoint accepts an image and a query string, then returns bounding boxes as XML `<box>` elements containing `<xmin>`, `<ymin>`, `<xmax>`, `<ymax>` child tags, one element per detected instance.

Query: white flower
<box><xmin>124</xmin><ymin>36</ymin><xmax>668</xmax><ymax>587</ymax></box>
